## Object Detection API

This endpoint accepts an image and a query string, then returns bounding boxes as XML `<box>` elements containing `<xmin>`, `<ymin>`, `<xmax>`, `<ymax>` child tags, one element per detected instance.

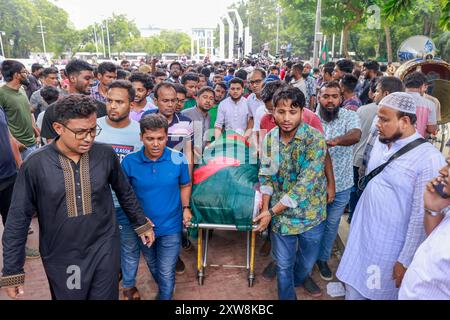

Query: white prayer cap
<box><xmin>379</xmin><ymin>92</ymin><xmax>416</xmax><ymax>115</ymax></box>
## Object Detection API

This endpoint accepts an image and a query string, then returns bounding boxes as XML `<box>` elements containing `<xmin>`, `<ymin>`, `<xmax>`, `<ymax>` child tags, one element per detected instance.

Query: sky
<box><xmin>52</xmin><ymin>0</ymin><xmax>238</xmax><ymax>32</ymax></box>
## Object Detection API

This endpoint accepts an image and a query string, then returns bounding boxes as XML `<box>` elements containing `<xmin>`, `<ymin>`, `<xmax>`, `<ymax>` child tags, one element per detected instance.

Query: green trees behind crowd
<box><xmin>0</xmin><ymin>0</ymin><xmax>448</xmax><ymax>62</ymax></box>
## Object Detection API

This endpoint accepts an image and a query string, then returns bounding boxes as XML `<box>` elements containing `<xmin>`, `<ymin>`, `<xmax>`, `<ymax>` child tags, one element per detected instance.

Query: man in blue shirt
<box><xmin>121</xmin><ymin>113</ymin><xmax>192</xmax><ymax>300</ymax></box>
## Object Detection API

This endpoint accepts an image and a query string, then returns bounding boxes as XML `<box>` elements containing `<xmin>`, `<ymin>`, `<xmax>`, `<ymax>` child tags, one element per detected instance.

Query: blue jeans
<box><xmin>271</xmin><ymin>222</ymin><xmax>325</xmax><ymax>300</ymax></box>
<box><xmin>318</xmin><ymin>187</ymin><xmax>351</xmax><ymax>262</ymax></box>
<box><xmin>118</xmin><ymin>217</ymin><xmax>181</xmax><ymax>300</ymax></box>
<box><xmin>20</xmin><ymin>143</ymin><xmax>38</xmax><ymax>160</ymax></box>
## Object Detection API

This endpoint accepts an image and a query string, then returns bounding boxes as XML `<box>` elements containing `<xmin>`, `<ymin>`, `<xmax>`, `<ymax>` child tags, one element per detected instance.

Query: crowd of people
<box><xmin>0</xmin><ymin>54</ymin><xmax>448</xmax><ymax>301</ymax></box>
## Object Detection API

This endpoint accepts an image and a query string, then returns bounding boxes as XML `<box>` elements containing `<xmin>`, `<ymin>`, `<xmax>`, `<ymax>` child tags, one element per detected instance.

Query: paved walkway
<box><xmin>0</xmin><ymin>217</ymin><xmax>344</xmax><ymax>300</ymax></box>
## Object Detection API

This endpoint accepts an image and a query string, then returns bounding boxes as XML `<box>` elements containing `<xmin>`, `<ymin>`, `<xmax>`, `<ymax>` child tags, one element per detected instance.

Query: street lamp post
<box><xmin>312</xmin><ymin>0</ymin><xmax>322</xmax><ymax>67</ymax></box>
<box><xmin>0</xmin><ymin>31</ymin><xmax>5</xmax><ymax>57</ymax></box>
<box><xmin>105</xmin><ymin>19</ymin><xmax>111</xmax><ymax>59</ymax></box>
<box><xmin>276</xmin><ymin>3</ymin><xmax>281</xmax><ymax>55</ymax></box>
<box><xmin>38</xmin><ymin>17</ymin><xmax>47</xmax><ymax>57</ymax></box>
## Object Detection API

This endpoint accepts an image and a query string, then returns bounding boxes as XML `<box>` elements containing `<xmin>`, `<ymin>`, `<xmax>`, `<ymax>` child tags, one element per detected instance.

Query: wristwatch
<box><xmin>268</xmin><ymin>208</ymin><xmax>276</xmax><ymax>218</ymax></box>
<box><xmin>425</xmin><ymin>206</ymin><xmax>450</xmax><ymax>217</ymax></box>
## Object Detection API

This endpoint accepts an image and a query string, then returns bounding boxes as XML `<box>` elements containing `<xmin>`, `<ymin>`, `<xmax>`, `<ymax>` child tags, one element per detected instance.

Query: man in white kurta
<box><xmin>336</xmin><ymin>92</ymin><xmax>445</xmax><ymax>300</ymax></box>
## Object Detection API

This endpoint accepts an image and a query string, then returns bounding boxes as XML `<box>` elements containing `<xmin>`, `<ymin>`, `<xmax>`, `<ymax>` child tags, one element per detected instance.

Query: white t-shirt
<box><xmin>253</xmin><ymin>105</ymin><xmax>269</xmax><ymax>132</ymax></box>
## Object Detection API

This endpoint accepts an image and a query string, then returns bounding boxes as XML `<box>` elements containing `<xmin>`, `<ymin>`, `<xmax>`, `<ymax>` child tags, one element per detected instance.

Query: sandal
<box><xmin>123</xmin><ymin>287</ymin><xmax>141</xmax><ymax>300</ymax></box>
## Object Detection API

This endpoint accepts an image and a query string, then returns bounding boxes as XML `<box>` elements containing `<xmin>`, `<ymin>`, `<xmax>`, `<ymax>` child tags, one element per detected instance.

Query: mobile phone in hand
<box><xmin>433</xmin><ymin>182</ymin><xmax>450</xmax><ymax>199</ymax></box>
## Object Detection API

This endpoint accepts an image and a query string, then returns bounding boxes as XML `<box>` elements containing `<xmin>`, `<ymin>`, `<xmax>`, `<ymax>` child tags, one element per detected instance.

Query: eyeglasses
<box><xmin>60</xmin><ymin>123</ymin><xmax>102</xmax><ymax>140</ymax></box>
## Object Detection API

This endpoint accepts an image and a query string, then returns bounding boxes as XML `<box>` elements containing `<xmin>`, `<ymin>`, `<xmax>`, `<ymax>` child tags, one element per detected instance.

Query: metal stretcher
<box><xmin>189</xmin><ymin>223</ymin><xmax>258</xmax><ymax>287</ymax></box>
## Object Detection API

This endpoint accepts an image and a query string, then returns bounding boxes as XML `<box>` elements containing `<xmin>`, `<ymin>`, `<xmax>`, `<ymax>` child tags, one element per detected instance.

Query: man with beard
<box><xmin>0</xmin><ymin>60</ymin><xmax>40</xmax><ymax>160</ymax></box>
<box><xmin>129</xmin><ymin>72</ymin><xmax>157</xmax><ymax>122</ymax></box>
<box><xmin>40</xmin><ymin>60</ymin><xmax>107</xmax><ymax>143</ymax></box>
<box><xmin>1</xmin><ymin>94</ymin><xmax>155</xmax><ymax>300</ymax></box>
<box><xmin>358</xmin><ymin>60</ymin><xmax>379</xmax><ymax>105</ymax></box>
<box><xmin>254</xmin><ymin>86</ymin><xmax>328</xmax><ymax>299</ymax></box>
<box><xmin>168</xmin><ymin>62</ymin><xmax>183</xmax><ymax>84</ymax></box>
<box><xmin>95</xmin><ymin>80</ymin><xmax>146</xmax><ymax>300</ymax></box>
<box><xmin>208</xmin><ymin>82</ymin><xmax>227</xmax><ymax>132</ymax></box>
<box><xmin>182</xmin><ymin>86</ymin><xmax>215</xmax><ymax>153</ymax></box>
<box><xmin>30</xmin><ymin>67</ymin><xmax>61</xmax><ymax>118</ymax></box>
<box><xmin>332</xmin><ymin>59</ymin><xmax>354</xmax><ymax>81</ymax></box>
<box><xmin>91</xmin><ymin>62</ymin><xmax>117</xmax><ymax>104</ymax></box>
<box><xmin>246</xmin><ymin>68</ymin><xmax>266</xmax><ymax>136</ymax></box>
<box><xmin>315</xmin><ymin>81</ymin><xmax>361</xmax><ymax>282</ymax></box>
<box><xmin>336</xmin><ymin>92</ymin><xmax>445</xmax><ymax>300</ymax></box>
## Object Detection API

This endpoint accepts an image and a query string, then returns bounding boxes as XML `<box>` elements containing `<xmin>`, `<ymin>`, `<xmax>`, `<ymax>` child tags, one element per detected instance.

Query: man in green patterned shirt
<box><xmin>254</xmin><ymin>86</ymin><xmax>327</xmax><ymax>300</ymax></box>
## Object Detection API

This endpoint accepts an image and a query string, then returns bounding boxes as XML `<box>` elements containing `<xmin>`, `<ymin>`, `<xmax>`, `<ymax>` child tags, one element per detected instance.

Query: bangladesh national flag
<box><xmin>320</xmin><ymin>42</ymin><xmax>329</xmax><ymax>65</ymax></box>
<box><xmin>190</xmin><ymin>132</ymin><xmax>260</xmax><ymax>231</ymax></box>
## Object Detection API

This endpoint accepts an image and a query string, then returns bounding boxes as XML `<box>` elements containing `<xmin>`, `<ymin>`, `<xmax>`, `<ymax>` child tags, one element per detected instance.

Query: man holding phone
<box><xmin>399</xmin><ymin>159</ymin><xmax>450</xmax><ymax>299</ymax></box>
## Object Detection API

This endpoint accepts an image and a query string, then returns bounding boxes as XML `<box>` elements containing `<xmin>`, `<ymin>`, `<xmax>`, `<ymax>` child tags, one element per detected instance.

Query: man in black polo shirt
<box><xmin>40</xmin><ymin>59</ymin><xmax>106</xmax><ymax>143</ymax></box>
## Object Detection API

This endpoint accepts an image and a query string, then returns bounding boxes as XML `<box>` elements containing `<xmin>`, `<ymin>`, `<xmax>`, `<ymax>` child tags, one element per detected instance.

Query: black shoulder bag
<box><xmin>357</xmin><ymin>138</ymin><xmax>427</xmax><ymax>192</ymax></box>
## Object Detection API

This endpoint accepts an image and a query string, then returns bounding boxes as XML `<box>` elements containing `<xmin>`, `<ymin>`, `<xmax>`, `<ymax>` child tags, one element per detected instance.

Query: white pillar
<box><xmin>229</xmin><ymin>9</ymin><xmax>243</xmax><ymax>60</ymax></box>
<box><xmin>225</xmin><ymin>13</ymin><xmax>234</xmax><ymax>60</ymax></box>
<box><xmin>244</xmin><ymin>27</ymin><xmax>250</xmax><ymax>56</ymax></box>
<box><xmin>218</xmin><ymin>18</ymin><xmax>225</xmax><ymax>60</ymax></box>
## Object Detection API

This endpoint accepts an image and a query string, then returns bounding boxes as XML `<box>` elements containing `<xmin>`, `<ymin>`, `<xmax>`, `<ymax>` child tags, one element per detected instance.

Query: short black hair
<box><xmin>397</xmin><ymin>111</ymin><xmax>417</xmax><ymax>125</ymax></box>
<box><xmin>252</xmin><ymin>68</ymin><xmax>267</xmax><ymax>79</ymax></box>
<box><xmin>341</xmin><ymin>74</ymin><xmax>359</xmax><ymax>92</ymax></box>
<box><xmin>42</xmin><ymin>67</ymin><xmax>59</xmax><ymax>78</ymax></box>
<box><xmin>169</xmin><ymin>61</ymin><xmax>182</xmax><ymax>70</ymax></box>
<box><xmin>292</xmin><ymin>63</ymin><xmax>304</xmax><ymax>73</ymax></box>
<box><xmin>154</xmin><ymin>70</ymin><xmax>167</xmax><ymax>78</ymax></box>
<box><xmin>55</xmin><ymin>95</ymin><xmax>97</xmax><ymax>125</ymax></box>
<box><xmin>273</xmin><ymin>86</ymin><xmax>306</xmax><ymax>109</ymax></box>
<box><xmin>40</xmin><ymin>86</ymin><xmax>59</xmax><ymax>105</ymax></box>
<box><xmin>234</xmin><ymin>69</ymin><xmax>248</xmax><ymax>81</ymax></box>
<box><xmin>403</xmin><ymin>71</ymin><xmax>428</xmax><ymax>89</ymax></box>
<box><xmin>31</xmin><ymin>63</ymin><xmax>43</xmax><ymax>73</ymax></box>
<box><xmin>153</xmin><ymin>81</ymin><xmax>176</xmax><ymax>99</ymax></box>
<box><xmin>107</xmin><ymin>80</ymin><xmax>136</xmax><ymax>102</ymax></box>
<box><xmin>320</xmin><ymin>80</ymin><xmax>341</xmax><ymax>93</ymax></box>
<box><xmin>200</xmin><ymin>67</ymin><xmax>211</xmax><ymax>78</ymax></box>
<box><xmin>120</xmin><ymin>60</ymin><xmax>130</xmax><ymax>66</ymax></box>
<box><xmin>116</xmin><ymin>69</ymin><xmax>128</xmax><ymax>80</ymax></box>
<box><xmin>363</xmin><ymin>60</ymin><xmax>380</xmax><ymax>72</ymax></box>
<box><xmin>66</xmin><ymin>59</ymin><xmax>93</xmax><ymax>77</ymax></box>
<box><xmin>379</xmin><ymin>76</ymin><xmax>404</xmax><ymax>94</ymax></box>
<box><xmin>336</xmin><ymin>59</ymin><xmax>354</xmax><ymax>74</ymax></box>
<box><xmin>285</xmin><ymin>61</ymin><xmax>293</xmax><ymax>69</ymax></box>
<box><xmin>228</xmin><ymin>67</ymin><xmax>235</xmax><ymax>74</ymax></box>
<box><xmin>260</xmin><ymin>80</ymin><xmax>288</xmax><ymax>102</ymax></box>
<box><xmin>140</xmin><ymin>113</ymin><xmax>168</xmax><ymax>134</ymax></box>
<box><xmin>229</xmin><ymin>77</ymin><xmax>244</xmax><ymax>88</ymax></box>
<box><xmin>129</xmin><ymin>72</ymin><xmax>154</xmax><ymax>91</ymax></box>
<box><xmin>380</xmin><ymin>64</ymin><xmax>387</xmax><ymax>73</ymax></box>
<box><xmin>181</xmin><ymin>72</ymin><xmax>200</xmax><ymax>85</ymax></box>
<box><xmin>173</xmin><ymin>83</ymin><xmax>187</xmax><ymax>96</ymax></box>
<box><xmin>214</xmin><ymin>82</ymin><xmax>227</xmax><ymax>92</ymax></box>
<box><xmin>98</xmin><ymin>62</ymin><xmax>117</xmax><ymax>75</ymax></box>
<box><xmin>197</xmin><ymin>86</ymin><xmax>215</xmax><ymax>97</ymax></box>
<box><xmin>0</xmin><ymin>60</ymin><xmax>25</xmax><ymax>82</ymax></box>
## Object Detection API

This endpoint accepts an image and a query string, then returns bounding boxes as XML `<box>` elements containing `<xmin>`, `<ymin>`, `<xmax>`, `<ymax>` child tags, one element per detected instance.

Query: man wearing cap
<box><xmin>336</xmin><ymin>92</ymin><xmax>445</xmax><ymax>300</ymax></box>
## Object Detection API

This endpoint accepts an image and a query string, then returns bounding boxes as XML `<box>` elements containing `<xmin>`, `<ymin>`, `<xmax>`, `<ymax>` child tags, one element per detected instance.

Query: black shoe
<box><xmin>262</xmin><ymin>261</ymin><xmax>277</xmax><ymax>281</ymax></box>
<box><xmin>176</xmin><ymin>256</ymin><xmax>186</xmax><ymax>275</ymax></box>
<box><xmin>316</xmin><ymin>260</ymin><xmax>333</xmax><ymax>281</ymax></box>
<box><xmin>302</xmin><ymin>276</ymin><xmax>322</xmax><ymax>297</ymax></box>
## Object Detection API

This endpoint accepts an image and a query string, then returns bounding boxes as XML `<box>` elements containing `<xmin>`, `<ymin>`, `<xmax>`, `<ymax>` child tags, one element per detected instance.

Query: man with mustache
<box><xmin>0</xmin><ymin>60</ymin><xmax>40</xmax><ymax>160</ymax></box>
<box><xmin>315</xmin><ymin>81</ymin><xmax>361</xmax><ymax>282</ymax></box>
<box><xmin>336</xmin><ymin>92</ymin><xmax>445</xmax><ymax>300</ymax></box>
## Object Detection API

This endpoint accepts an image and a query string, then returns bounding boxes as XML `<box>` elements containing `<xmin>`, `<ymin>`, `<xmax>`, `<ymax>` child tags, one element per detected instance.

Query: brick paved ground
<box><xmin>0</xmin><ymin>217</ymin><xmax>344</xmax><ymax>300</ymax></box>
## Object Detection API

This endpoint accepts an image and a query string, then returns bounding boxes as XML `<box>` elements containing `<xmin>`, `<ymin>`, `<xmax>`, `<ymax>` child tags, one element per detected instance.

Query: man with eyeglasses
<box><xmin>246</xmin><ymin>68</ymin><xmax>267</xmax><ymax>137</ymax></box>
<box><xmin>1</xmin><ymin>94</ymin><xmax>155</xmax><ymax>300</ymax></box>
